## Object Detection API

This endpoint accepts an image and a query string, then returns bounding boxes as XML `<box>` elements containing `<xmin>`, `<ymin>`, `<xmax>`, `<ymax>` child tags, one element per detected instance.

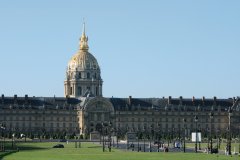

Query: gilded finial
<box><xmin>79</xmin><ymin>20</ymin><xmax>89</xmax><ymax>51</ymax></box>
<box><xmin>82</xmin><ymin>18</ymin><xmax>86</xmax><ymax>37</ymax></box>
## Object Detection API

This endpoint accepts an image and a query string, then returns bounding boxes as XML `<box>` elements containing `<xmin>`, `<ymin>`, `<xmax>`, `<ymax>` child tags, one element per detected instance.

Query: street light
<box><xmin>137</xmin><ymin>131</ymin><xmax>140</xmax><ymax>152</ymax></box>
<box><xmin>172</xmin><ymin>128</ymin><xmax>175</xmax><ymax>143</ymax></box>
<box><xmin>108</xmin><ymin>122</ymin><xmax>112</xmax><ymax>152</ymax></box>
<box><xmin>0</xmin><ymin>124</ymin><xmax>6</xmax><ymax>152</ymax></box>
<box><xmin>150</xmin><ymin>125</ymin><xmax>153</xmax><ymax>152</ymax></box>
<box><xmin>12</xmin><ymin>133</ymin><xmax>15</xmax><ymax>149</ymax></box>
<box><xmin>116</xmin><ymin>127</ymin><xmax>119</xmax><ymax>148</ymax></box>
<box><xmin>183</xmin><ymin>118</ymin><xmax>186</xmax><ymax>153</ymax></box>
<box><xmin>207</xmin><ymin>127</ymin><xmax>210</xmax><ymax>153</ymax></box>
<box><xmin>143</xmin><ymin>126</ymin><xmax>146</xmax><ymax>152</ymax></box>
<box><xmin>157</xmin><ymin>122</ymin><xmax>161</xmax><ymax>152</ymax></box>
<box><xmin>228</xmin><ymin>106</ymin><xmax>232</xmax><ymax>155</ymax></box>
<box><xmin>238</xmin><ymin>126</ymin><xmax>240</xmax><ymax>155</ymax></box>
<box><xmin>101</xmin><ymin>123</ymin><xmax>105</xmax><ymax>152</ymax></box>
<box><xmin>210</xmin><ymin>112</ymin><xmax>214</xmax><ymax>154</ymax></box>
<box><xmin>194</xmin><ymin>116</ymin><xmax>198</xmax><ymax>153</ymax></box>
<box><xmin>216</xmin><ymin>128</ymin><xmax>220</xmax><ymax>150</ymax></box>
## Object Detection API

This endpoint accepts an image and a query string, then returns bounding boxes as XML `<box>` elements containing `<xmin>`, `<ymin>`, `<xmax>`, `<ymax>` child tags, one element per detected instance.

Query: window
<box><xmin>78</xmin><ymin>87</ymin><xmax>82</xmax><ymax>96</ymax></box>
<box><xmin>87</xmin><ymin>86</ymin><xmax>91</xmax><ymax>91</ymax></box>
<box><xmin>70</xmin><ymin>87</ymin><xmax>73</xmax><ymax>95</ymax></box>
<box><xmin>78</xmin><ymin>72</ymin><xmax>81</xmax><ymax>78</ymax></box>
<box><xmin>87</xmin><ymin>72</ymin><xmax>90</xmax><ymax>79</ymax></box>
<box><xmin>96</xmin><ymin>87</ymin><xmax>98</xmax><ymax>96</ymax></box>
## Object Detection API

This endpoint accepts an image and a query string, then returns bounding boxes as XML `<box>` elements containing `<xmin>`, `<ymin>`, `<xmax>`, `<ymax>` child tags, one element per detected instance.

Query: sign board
<box><xmin>191</xmin><ymin>132</ymin><xmax>202</xmax><ymax>142</ymax></box>
<box><xmin>127</xmin><ymin>132</ymin><xmax>136</xmax><ymax>141</ymax></box>
<box><xmin>90</xmin><ymin>131</ymin><xmax>100</xmax><ymax>141</ymax></box>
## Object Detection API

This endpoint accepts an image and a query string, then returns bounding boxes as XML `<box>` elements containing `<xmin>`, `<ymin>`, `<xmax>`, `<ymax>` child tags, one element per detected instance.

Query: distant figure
<box><xmin>164</xmin><ymin>146</ymin><xmax>169</xmax><ymax>152</ymax></box>
<box><xmin>225</xmin><ymin>145</ymin><xmax>228</xmax><ymax>155</ymax></box>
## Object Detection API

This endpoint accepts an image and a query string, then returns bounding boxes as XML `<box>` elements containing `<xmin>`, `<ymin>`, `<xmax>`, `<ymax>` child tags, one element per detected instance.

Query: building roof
<box><xmin>0</xmin><ymin>95</ymin><xmax>239</xmax><ymax>111</ymax></box>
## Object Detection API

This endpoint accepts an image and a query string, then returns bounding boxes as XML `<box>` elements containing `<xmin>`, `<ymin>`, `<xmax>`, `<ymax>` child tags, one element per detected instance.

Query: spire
<box><xmin>79</xmin><ymin>21</ymin><xmax>89</xmax><ymax>51</ymax></box>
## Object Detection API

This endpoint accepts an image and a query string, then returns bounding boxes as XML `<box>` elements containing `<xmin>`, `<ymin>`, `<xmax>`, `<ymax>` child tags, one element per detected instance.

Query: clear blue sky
<box><xmin>0</xmin><ymin>0</ymin><xmax>239</xmax><ymax>99</ymax></box>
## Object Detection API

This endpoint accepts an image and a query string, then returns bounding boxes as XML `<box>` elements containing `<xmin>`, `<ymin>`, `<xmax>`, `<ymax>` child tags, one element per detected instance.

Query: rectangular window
<box><xmin>78</xmin><ymin>87</ymin><xmax>82</xmax><ymax>96</ymax></box>
<box><xmin>79</xmin><ymin>72</ymin><xmax>81</xmax><ymax>78</ymax></box>
<box><xmin>96</xmin><ymin>87</ymin><xmax>98</xmax><ymax>95</ymax></box>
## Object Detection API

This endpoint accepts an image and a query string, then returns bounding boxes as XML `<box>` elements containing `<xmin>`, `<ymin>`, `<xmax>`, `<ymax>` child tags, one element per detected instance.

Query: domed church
<box><xmin>64</xmin><ymin>23</ymin><xmax>102</xmax><ymax>98</ymax></box>
<box><xmin>0</xmin><ymin>24</ymin><xmax>239</xmax><ymax>140</ymax></box>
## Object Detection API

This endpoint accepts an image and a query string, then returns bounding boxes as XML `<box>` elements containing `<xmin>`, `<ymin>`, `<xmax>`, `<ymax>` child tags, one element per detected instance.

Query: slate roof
<box><xmin>0</xmin><ymin>95</ymin><xmax>239</xmax><ymax>111</ymax></box>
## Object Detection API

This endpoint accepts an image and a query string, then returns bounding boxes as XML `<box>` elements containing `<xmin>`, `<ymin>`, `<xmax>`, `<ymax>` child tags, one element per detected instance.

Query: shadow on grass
<box><xmin>3</xmin><ymin>142</ymin><xmax>49</xmax><ymax>151</ymax></box>
<box><xmin>88</xmin><ymin>146</ymin><xmax>102</xmax><ymax>148</ymax></box>
<box><xmin>17</xmin><ymin>145</ymin><xmax>49</xmax><ymax>151</ymax></box>
<box><xmin>0</xmin><ymin>143</ymin><xmax>50</xmax><ymax>160</ymax></box>
<box><xmin>0</xmin><ymin>151</ymin><xmax>18</xmax><ymax>160</ymax></box>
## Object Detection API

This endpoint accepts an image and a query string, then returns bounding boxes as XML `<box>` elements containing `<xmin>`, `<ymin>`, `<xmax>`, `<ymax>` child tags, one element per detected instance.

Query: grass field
<box><xmin>1</xmin><ymin>142</ymin><xmax>239</xmax><ymax>160</ymax></box>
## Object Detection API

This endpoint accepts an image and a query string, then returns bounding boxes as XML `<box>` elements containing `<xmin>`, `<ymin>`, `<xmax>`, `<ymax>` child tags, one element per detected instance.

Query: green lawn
<box><xmin>1</xmin><ymin>142</ymin><xmax>239</xmax><ymax>160</ymax></box>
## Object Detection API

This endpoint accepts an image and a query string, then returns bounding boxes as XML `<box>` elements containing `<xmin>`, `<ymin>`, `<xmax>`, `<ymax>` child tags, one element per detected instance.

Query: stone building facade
<box><xmin>0</xmin><ymin>25</ymin><xmax>239</xmax><ymax>139</ymax></box>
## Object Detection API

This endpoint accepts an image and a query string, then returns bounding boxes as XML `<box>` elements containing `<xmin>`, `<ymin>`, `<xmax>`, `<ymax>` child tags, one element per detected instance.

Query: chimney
<box><xmin>168</xmin><ymin>96</ymin><xmax>172</xmax><ymax>105</ymax></box>
<box><xmin>25</xmin><ymin>94</ymin><xmax>28</xmax><ymax>104</ymax></box>
<box><xmin>233</xmin><ymin>97</ymin><xmax>236</xmax><ymax>104</ymax></box>
<box><xmin>179</xmin><ymin>96</ymin><xmax>183</xmax><ymax>105</ymax></box>
<box><xmin>1</xmin><ymin>94</ymin><xmax>4</xmax><ymax>104</ymax></box>
<box><xmin>202</xmin><ymin>96</ymin><xmax>205</xmax><ymax>105</ymax></box>
<box><xmin>128</xmin><ymin>96</ymin><xmax>132</xmax><ymax>106</ymax></box>
<box><xmin>192</xmin><ymin>96</ymin><xmax>195</xmax><ymax>105</ymax></box>
<box><xmin>14</xmin><ymin>94</ymin><xmax>17</xmax><ymax>104</ymax></box>
<box><xmin>213</xmin><ymin>96</ymin><xmax>217</xmax><ymax>106</ymax></box>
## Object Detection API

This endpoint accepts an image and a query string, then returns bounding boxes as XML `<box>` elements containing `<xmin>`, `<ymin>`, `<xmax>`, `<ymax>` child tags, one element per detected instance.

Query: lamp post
<box><xmin>183</xmin><ymin>118</ymin><xmax>186</xmax><ymax>153</ymax></box>
<box><xmin>12</xmin><ymin>133</ymin><xmax>15</xmax><ymax>150</ymax></box>
<box><xmin>238</xmin><ymin>126</ymin><xmax>240</xmax><ymax>155</ymax></box>
<box><xmin>228</xmin><ymin>106</ymin><xmax>232</xmax><ymax>155</ymax></box>
<box><xmin>108</xmin><ymin>122</ymin><xmax>112</xmax><ymax>152</ymax></box>
<box><xmin>137</xmin><ymin>131</ymin><xmax>140</xmax><ymax>152</ymax></box>
<box><xmin>194</xmin><ymin>116</ymin><xmax>198</xmax><ymax>153</ymax></box>
<box><xmin>0</xmin><ymin>124</ymin><xmax>6</xmax><ymax>152</ymax></box>
<box><xmin>157</xmin><ymin>122</ymin><xmax>160</xmax><ymax>152</ymax></box>
<box><xmin>216</xmin><ymin>128</ymin><xmax>219</xmax><ymax>150</ymax></box>
<box><xmin>102</xmin><ymin>123</ymin><xmax>105</xmax><ymax>152</ymax></box>
<box><xmin>143</xmin><ymin>127</ymin><xmax>146</xmax><ymax>152</ymax></box>
<box><xmin>149</xmin><ymin>125</ymin><xmax>153</xmax><ymax>152</ymax></box>
<box><xmin>116</xmin><ymin>127</ymin><xmax>119</xmax><ymax>148</ymax></box>
<box><xmin>210</xmin><ymin>112</ymin><xmax>214</xmax><ymax>154</ymax></box>
<box><xmin>172</xmin><ymin>128</ymin><xmax>175</xmax><ymax>144</ymax></box>
<box><xmin>207</xmin><ymin>127</ymin><xmax>210</xmax><ymax>153</ymax></box>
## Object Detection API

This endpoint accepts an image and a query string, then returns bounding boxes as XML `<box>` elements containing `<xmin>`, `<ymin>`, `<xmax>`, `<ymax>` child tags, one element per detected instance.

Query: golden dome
<box><xmin>68</xmin><ymin>23</ymin><xmax>100</xmax><ymax>71</ymax></box>
<box><xmin>68</xmin><ymin>50</ymin><xmax>100</xmax><ymax>71</ymax></box>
